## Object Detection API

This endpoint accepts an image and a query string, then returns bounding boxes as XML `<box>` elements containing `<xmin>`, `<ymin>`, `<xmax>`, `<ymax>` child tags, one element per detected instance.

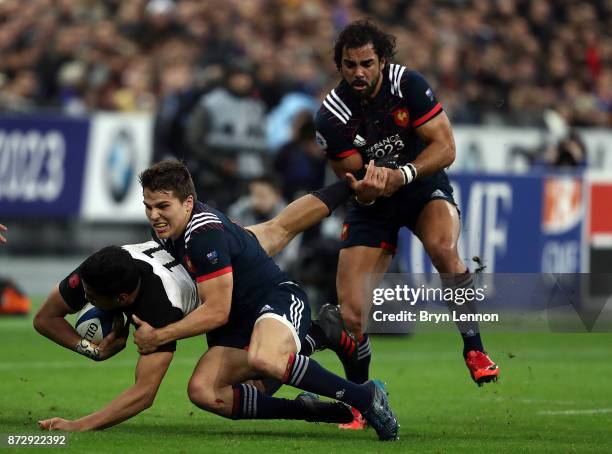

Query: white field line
<box><xmin>537</xmin><ymin>408</ymin><xmax>612</xmax><ymax>416</ymax></box>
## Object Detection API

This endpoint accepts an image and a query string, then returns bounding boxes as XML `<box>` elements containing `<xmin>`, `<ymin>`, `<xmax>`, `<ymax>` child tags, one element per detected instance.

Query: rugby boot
<box><xmin>296</xmin><ymin>392</ymin><xmax>354</xmax><ymax>424</ymax></box>
<box><xmin>465</xmin><ymin>350</ymin><xmax>499</xmax><ymax>386</ymax></box>
<box><xmin>316</xmin><ymin>303</ymin><xmax>359</xmax><ymax>361</ymax></box>
<box><xmin>361</xmin><ymin>380</ymin><xmax>399</xmax><ymax>441</ymax></box>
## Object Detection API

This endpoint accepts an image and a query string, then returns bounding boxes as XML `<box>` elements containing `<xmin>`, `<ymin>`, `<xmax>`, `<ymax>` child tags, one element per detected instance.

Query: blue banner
<box><xmin>398</xmin><ymin>173</ymin><xmax>584</xmax><ymax>273</ymax></box>
<box><xmin>0</xmin><ymin>116</ymin><xmax>90</xmax><ymax>217</ymax></box>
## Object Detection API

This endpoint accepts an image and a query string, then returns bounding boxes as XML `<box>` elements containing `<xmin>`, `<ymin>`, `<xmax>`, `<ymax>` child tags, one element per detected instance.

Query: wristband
<box><xmin>75</xmin><ymin>338</ymin><xmax>100</xmax><ymax>360</ymax></box>
<box><xmin>355</xmin><ymin>196</ymin><xmax>375</xmax><ymax>206</ymax></box>
<box><xmin>399</xmin><ymin>163</ymin><xmax>417</xmax><ymax>185</ymax></box>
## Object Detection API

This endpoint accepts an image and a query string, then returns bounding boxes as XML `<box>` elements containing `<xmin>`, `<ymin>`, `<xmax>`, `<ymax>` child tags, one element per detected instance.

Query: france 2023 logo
<box><xmin>105</xmin><ymin>129</ymin><xmax>136</xmax><ymax>203</ymax></box>
<box><xmin>542</xmin><ymin>176</ymin><xmax>583</xmax><ymax>235</ymax></box>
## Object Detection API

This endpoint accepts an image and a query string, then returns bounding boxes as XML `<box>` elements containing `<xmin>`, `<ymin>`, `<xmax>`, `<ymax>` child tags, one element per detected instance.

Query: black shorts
<box><xmin>207</xmin><ymin>282</ymin><xmax>311</xmax><ymax>351</ymax></box>
<box><xmin>341</xmin><ymin>178</ymin><xmax>457</xmax><ymax>253</ymax></box>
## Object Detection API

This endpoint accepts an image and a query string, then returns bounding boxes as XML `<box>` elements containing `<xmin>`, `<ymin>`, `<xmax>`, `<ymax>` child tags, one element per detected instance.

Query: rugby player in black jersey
<box><xmin>34</xmin><ymin>243</ymin><xmax>355</xmax><ymax>432</ymax></box>
<box><xmin>313</xmin><ymin>19</ymin><xmax>499</xmax><ymax>428</ymax></box>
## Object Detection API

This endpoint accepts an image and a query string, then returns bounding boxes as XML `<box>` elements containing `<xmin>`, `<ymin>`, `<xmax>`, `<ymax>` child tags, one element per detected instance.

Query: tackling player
<box><xmin>133</xmin><ymin>160</ymin><xmax>399</xmax><ymax>441</ymax></box>
<box><xmin>34</xmin><ymin>242</ymin><xmax>354</xmax><ymax>431</ymax></box>
<box><xmin>314</xmin><ymin>19</ymin><xmax>499</xmax><ymax>428</ymax></box>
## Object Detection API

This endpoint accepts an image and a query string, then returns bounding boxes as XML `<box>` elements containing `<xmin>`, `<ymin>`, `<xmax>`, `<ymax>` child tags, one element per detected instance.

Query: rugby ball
<box><xmin>75</xmin><ymin>303</ymin><xmax>123</xmax><ymax>344</ymax></box>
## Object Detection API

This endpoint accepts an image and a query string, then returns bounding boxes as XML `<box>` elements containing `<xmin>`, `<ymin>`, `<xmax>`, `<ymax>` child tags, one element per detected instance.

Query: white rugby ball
<box><xmin>75</xmin><ymin>303</ymin><xmax>123</xmax><ymax>344</ymax></box>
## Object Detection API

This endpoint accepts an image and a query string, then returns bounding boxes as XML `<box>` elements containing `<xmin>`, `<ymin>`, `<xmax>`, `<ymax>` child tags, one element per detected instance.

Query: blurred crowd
<box><xmin>1</xmin><ymin>0</ymin><xmax>610</xmax><ymax>125</ymax></box>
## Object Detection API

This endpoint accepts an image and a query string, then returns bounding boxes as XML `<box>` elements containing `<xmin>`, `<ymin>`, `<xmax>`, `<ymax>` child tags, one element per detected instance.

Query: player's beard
<box><xmin>351</xmin><ymin>73</ymin><xmax>380</xmax><ymax>98</ymax></box>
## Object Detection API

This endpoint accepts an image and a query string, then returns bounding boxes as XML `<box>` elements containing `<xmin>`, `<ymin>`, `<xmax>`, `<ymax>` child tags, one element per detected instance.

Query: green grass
<box><xmin>2</xmin><ymin>299</ymin><xmax>611</xmax><ymax>453</ymax></box>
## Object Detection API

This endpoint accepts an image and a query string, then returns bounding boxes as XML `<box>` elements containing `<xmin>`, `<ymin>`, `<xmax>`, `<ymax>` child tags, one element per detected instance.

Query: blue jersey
<box><xmin>154</xmin><ymin>202</ymin><xmax>290</xmax><ymax>310</ymax></box>
<box><xmin>314</xmin><ymin>65</ymin><xmax>450</xmax><ymax>198</ymax></box>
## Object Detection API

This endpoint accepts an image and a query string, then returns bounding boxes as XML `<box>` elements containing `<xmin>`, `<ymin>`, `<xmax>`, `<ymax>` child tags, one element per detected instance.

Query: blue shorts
<box><xmin>341</xmin><ymin>178</ymin><xmax>457</xmax><ymax>253</ymax></box>
<box><xmin>206</xmin><ymin>282</ymin><xmax>311</xmax><ymax>351</ymax></box>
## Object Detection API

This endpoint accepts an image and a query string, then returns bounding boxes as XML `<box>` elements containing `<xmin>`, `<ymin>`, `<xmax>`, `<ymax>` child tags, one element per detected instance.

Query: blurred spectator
<box><xmin>186</xmin><ymin>62</ymin><xmax>269</xmax><ymax>209</ymax></box>
<box><xmin>228</xmin><ymin>175</ymin><xmax>299</xmax><ymax>270</ymax></box>
<box><xmin>266</xmin><ymin>92</ymin><xmax>319</xmax><ymax>152</ymax></box>
<box><xmin>153</xmin><ymin>59</ymin><xmax>203</xmax><ymax>164</ymax></box>
<box><xmin>273</xmin><ymin>110</ymin><xmax>326</xmax><ymax>202</ymax></box>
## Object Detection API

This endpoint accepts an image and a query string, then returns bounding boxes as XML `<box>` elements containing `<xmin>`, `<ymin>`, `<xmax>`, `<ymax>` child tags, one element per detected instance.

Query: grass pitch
<box><xmin>1</xmin><ymin>299</ymin><xmax>611</xmax><ymax>453</ymax></box>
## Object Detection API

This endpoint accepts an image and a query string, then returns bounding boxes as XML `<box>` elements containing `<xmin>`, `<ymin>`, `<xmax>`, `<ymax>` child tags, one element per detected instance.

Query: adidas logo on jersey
<box><xmin>259</xmin><ymin>304</ymin><xmax>273</xmax><ymax>313</ymax></box>
<box><xmin>353</xmin><ymin>134</ymin><xmax>366</xmax><ymax>147</ymax></box>
<box><xmin>431</xmin><ymin>189</ymin><xmax>447</xmax><ymax>199</ymax></box>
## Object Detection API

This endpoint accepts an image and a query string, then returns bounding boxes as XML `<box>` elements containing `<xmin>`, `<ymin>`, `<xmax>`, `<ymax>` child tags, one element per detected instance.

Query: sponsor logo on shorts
<box><xmin>431</xmin><ymin>189</ymin><xmax>447</xmax><ymax>199</ymax></box>
<box><xmin>259</xmin><ymin>304</ymin><xmax>273</xmax><ymax>313</ymax></box>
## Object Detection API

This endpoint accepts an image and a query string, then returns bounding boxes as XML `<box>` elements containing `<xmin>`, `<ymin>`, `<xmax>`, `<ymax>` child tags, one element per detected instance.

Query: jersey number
<box><xmin>142</xmin><ymin>245</ymin><xmax>180</xmax><ymax>271</ymax></box>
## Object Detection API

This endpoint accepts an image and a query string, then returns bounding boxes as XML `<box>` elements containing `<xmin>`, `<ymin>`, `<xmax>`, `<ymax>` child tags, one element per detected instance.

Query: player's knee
<box><xmin>426</xmin><ymin>240</ymin><xmax>457</xmax><ymax>272</ymax></box>
<box><xmin>187</xmin><ymin>378</ymin><xmax>217</xmax><ymax>412</ymax></box>
<box><xmin>247</xmin><ymin>350</ymin><xmax>284</xmax><ymax>380</ymax></box>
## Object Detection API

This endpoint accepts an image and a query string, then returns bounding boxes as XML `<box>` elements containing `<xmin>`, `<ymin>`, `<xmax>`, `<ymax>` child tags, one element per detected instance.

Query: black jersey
<box><xmin>153</xmin><ymin>201</ymin><xmax>290</xmax><ymax>310</ymax></box>
<box><xmin>59</xmin><ymin>242</ymin><xmax>200</xmax><ymax>352</ymax></box>
<box><xmin>314</xmin><ymin>65</ymin><xmax>450</xmax><ymax>196</ymax></box>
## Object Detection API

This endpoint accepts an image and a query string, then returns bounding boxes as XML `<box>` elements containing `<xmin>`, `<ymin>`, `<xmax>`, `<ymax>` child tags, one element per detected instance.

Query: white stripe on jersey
<box><xmin>290</xmin><ymin>293</ymin><xmax>304</xmax><ymax>332</ymax></box>
<box><xmin>389</xmin><ymin>64</ymin><xmax>406</xmax><ymax>98</ymax></box>
<box><xmin>185</xmin><ymin>219</ymin><xmax>223</xmax><ymax>244</ymax></box>
<box><xmin>323</xmin><ymin>98</ymin><xmax>348</xmax><ymax>124</ymax></box>
<box><xmin>330</xmin><ymin>89</ymin><xmax>352</xmax><ymax>117</ymax></box>
<box><xmin>184</xmin><ymin>212</ymin><xmax>222</xmax><ymax>243</ymax></box>
<box><xmin>122</xmin><ymin>241</ymin><xmax>200</xmax><ymax>316</ymax></box>
<box><xmin>185</xmin><ymin>213</ymin><xmax>221</xmax><ymax>236</ymax></box>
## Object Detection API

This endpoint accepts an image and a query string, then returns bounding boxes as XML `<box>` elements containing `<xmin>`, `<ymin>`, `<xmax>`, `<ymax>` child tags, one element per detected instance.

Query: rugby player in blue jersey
<box><xmin>133</xmin><ymin>160</ymin><xmax>399</xmax><ymax>440</ymax></box>
<box><xmin>313</xmin><ymin>19</ymin><xmax>499</xmax><ymax>428</ymax></box>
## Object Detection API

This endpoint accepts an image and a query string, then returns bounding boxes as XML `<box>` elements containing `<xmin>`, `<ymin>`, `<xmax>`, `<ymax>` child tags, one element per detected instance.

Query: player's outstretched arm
<box><xmin>247</xmin><ymin>193</ymin><xmax>332</xmax><ymax>257</ymax></box>
<box><xmin>249</xmin><ymin>161</ymin><xmax>388</xmax><ymax>257</ymax></box>
<box><xmin>39</xmin><ymin>351</ymin><xmax>173</xmax><ymax>431</ymax></box>
<box><xmin>33</xmin><ymin>285</ymin><xmax>126</xmax><ymax>361</ymax></box>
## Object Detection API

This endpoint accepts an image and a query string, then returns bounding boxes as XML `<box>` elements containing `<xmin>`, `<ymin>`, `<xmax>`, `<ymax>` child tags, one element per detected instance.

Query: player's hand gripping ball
<box><xmin>75</xmin><ymin>303</ymin><xmax>124</xmax><ymax>344</ymax></box>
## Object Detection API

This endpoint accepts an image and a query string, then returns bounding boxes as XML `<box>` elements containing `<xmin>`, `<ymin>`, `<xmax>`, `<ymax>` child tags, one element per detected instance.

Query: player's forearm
<box><xmin>157</xmin><ymin>303</ymin><xmax>228</xmax><ymax>344</ymax></box>
<box><xmin>33</xmin><ymin>315</ymin><xmax>83</xmax><ymax>353</ymax></box>
<box><xmin>72</xmin><ymin>385</ymin><xmax>156</xmax><ymax>430</ymax></box>
<box><xmin>411</xmin><ymin>140</ymin><xmax>455</xmax><ymax>178</ymax></box>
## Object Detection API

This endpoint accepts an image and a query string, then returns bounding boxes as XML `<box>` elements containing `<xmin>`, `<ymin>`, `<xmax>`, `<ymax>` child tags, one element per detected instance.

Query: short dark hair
<box><xmin>333</xmin><ymin>19</ymin><xmax>396</xmax><ymax>70</ymax></box>
<box><xmin>80</xmin><ymin>246</ymin><xmax>140</xmax><ymax>298</ymax></box>
<box><xmin>139</xmin><ymin>160</ymin><xmax>196</xmax><ymax>202</ymax></box>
